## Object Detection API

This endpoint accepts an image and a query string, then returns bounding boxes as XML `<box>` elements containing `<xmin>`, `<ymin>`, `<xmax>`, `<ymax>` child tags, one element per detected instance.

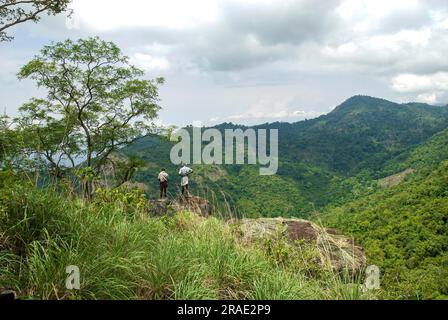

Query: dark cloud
<box><xmin>221</xmin><ymin>0</ymin><xmax>342</xmax><ymax>46</ymax></box>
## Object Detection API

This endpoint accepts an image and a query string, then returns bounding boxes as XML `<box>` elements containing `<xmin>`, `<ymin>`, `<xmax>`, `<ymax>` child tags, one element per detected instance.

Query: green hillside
<box><xmin>263</xmin><ymin>95</ymin><xmax>448</xmax><ymax>176</ymax></box>
<box><xmin>321</xmin><ymin>161</ymin><xmax>448</xmax><ymax>299</ymax></box>
<box><xmin>122</xmin><ymin>96</ymin><xmax>448</xmax><ymax>218</ymax></box>
<box><xmin>320</xmin><ymin>126</ymin><xmax>448</xmax><ymax>299</ymax></box>
<box><xmin>117</xmin><ymin>96</ymin><xmax>448</xmax><ymax>299</ymax></box>
<box><xmin>382</xmin><ymin>128</ymin><xmax>448</xmax><ymax>176</ymax></box>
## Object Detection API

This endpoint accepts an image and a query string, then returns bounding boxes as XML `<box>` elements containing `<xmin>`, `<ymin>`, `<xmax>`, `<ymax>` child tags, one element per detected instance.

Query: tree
<box><xmin>108</xmin><ymin>154</ymin><xmax>146</xmax><ymax>188</ymax></box>
<box><xmin>15</xmin><ymin>98</ymin><xmax>80</xmax><ymax>179</ymax></box>
<box><xmin>0</xmin><ymin>0</ymin><xmax>71</xmax><ymax>41</ymax></box>
<box><xmin>17</xmin><ymin>37</ymin><xmax>164</xmax><ymax>199</ymax></box>
<box><xmin>0</xmin><ymin>114</ymin><xmax>14</xmax><ymax>165</ymax></box>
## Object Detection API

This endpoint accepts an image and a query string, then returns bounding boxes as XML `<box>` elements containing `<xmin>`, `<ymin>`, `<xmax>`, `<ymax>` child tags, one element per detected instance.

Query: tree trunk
<box><xmin>83</xmin><ymin>151</ymin><xmax>92</xmax><ymax>200</ymax></box>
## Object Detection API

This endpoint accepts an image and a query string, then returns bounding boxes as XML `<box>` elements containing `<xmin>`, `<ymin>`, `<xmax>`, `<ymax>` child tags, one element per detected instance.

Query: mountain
<box><xmin>262</xmin><ymin>95</ymin><xmax>448</xmax><ymax>175</ymax></box>
<box><xmin>122</xmin><ymin>95</ymin><xmax>448</xmax><ymax>217</ymax></box>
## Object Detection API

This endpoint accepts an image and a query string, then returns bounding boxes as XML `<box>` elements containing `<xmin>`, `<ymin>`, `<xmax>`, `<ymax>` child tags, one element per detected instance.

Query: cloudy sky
<box><xmin>1</xmin><ymin>0</ymin><xmax>448</xmax><ymax>126</ymax></box>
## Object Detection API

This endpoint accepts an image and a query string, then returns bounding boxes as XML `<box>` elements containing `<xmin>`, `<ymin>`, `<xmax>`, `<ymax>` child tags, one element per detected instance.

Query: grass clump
<box><xmin>0</xmin><ymin>184</ymin><xmax>366</xmax><ymax>300</ymax></box>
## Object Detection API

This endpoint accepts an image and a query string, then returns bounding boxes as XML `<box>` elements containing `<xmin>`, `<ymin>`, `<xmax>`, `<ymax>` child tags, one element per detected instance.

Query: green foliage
<box><xmin>0</xmin><ymin>0</ymin><xmax>71</xmax><ymax>42</ymax></box>
<box><xmin>0</xmin><ymin>183</ymin><xmax>363</xmax><ymax>300</ymax></box>
<box><xmin>382</xmin><ymin>128</ymin><xmax>448</xmax><ymax>176</ymax></box>
<box><xmin>15</xmin><ymin>37</ymin><xmax>164</xmax><ymax>198</ymax></box>
<box><xmin>322</xmin><ymin>161</ymin><xmax>448</xmax><ymax>299</ymax></box>
<box><xmin>0</xmin><ymin>115</ymin><xmax>21</xmax><ymax>167</ymax></box>
<box><xmin>93</xmin><ymin>186</ymin><xmax>149</xmax><ymax>216</ymax></box>
<box><xmin>120</xmin><ymin>96</ymin><xmax>448</xmax><ymax>217</ymax></box>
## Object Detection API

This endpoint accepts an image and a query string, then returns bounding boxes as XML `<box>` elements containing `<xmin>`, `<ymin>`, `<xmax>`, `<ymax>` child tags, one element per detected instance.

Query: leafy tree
<box><xmin>15</xmin><ymin>99</ymin><xmax>80</xmax><ymax>179</ymax></box>
<box><xmin>17</xmin><ymin>37</ymin><xmax>164</xmax><ymax>198</ymax></box>
<box><xmin>113</xmin><ymin>155</ymin><xmax>146</xmax><ymax>187</ymax></box>
<box><xmin>0</xmin><ymin>114</ymin><xmax>12</xmax><ymax>165</ymax></box>
<box><xmin>0</xmin><ymin>0</ymin><xmax>71</xmax><ymax>41</ymax></box>
<box><xmin>0</xmin><ymin>114</ymin><xmax>22</xmax><ymax>167</ymax></box>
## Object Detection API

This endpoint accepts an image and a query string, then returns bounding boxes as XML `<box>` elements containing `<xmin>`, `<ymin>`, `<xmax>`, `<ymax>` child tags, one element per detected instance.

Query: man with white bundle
<box><xmin>178</xmin><ymin>163</ymin><xmax>193</xmax><ymax>197</ymax></box>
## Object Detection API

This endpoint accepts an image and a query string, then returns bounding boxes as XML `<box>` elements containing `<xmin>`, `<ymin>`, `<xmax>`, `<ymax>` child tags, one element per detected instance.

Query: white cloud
<box><xmin>337</xmin><ymin>0</ymin><xmax>419</xmax><ymax>20</ymax></box>
<box><xmin>337</xmin><ymin>0</ymin><xmax>421</xmax><ymax>33</ymax></box>
<box><xmin>209</xmin><ymin>117</ymin><xmax>220</xmax><ymax>123</ymax></box>
<box><xmin>227</xmin><ymin>96</ymin><xmax>324</xmax><ymax>122</ymax></box>
<box><xmin>228</xmin><ymin>108</ymin><xmax>323</xmax><ymax>121</ymax></box>
<box><xmin>391</xmin><ymin>72</ymin><xmax>448</xmax><ymax>103</ymax></box>
<box><xmin>391</xmin><ymin>72</ymin><xmax>448</xmax><ymax>93</ymax></box>
<box><xmin>320</xmin><ymin>26</ymin><xmax>436</xmax><ymax>74</ymax></box>
<box><xmin>131</xmin><ymin>53</ymin><xmax>170</xmax><ymax>72</ymax></box>
<box><xmin>433</xmin><ymin>15</ymin><xmax>448</xmax><ymax>29</ymax></box>
<box><xmin>416</xmin><ymin>93</ymin><xmax>438</xmax><ymax>104</ymax></box>
<box><xmin>292</xmin><ymin>110</ymin><xmax>323</xmax><ymax>117</ymax></box>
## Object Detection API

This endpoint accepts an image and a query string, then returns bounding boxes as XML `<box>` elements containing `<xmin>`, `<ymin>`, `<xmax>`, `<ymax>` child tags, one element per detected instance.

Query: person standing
<box><xmin>158</xmin><ymin>168</ymin><xmax>169</xmax><ymax>199</ymax></box>
<box><xmin>178</xmin><ymin>163</ymin><xmax>193</xmax><ymax>196</ymax></box>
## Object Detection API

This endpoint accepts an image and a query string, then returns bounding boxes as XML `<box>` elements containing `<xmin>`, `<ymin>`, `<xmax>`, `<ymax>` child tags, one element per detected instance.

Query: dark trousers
<box><xmin>181</xmin><ymin>184</ymin><xmax>189</xmax><ymax>196</ymax></box>
<box><xmin>160</xmin><ymin>181</ymin><xmax>168</xmax><ymax>198</ymax></box>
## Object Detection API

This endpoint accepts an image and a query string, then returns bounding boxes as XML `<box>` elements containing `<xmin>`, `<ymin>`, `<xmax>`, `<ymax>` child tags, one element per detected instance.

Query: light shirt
<box><xmin>158</xmin><ymin>171</ymin><xmax>169</xmax><ymax>182</ymax></box>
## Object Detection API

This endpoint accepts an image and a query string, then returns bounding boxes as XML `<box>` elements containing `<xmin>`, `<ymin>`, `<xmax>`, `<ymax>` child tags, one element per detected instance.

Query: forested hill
<box><xmin>257</xmin><ymin>95</ymin><xmax>448</xmax><ymax>176</ymax></box>
<box><xmin>122</xmin><ymin>95</ymin><xmax>448</xmax><ymax>218</ymax></box>
<box><xmin>322</xmin><ymin>154</ymin><xmax>448</xmax><ymax>299</ymax></box>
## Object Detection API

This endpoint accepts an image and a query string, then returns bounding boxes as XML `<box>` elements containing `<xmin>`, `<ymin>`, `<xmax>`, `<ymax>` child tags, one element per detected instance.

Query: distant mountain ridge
<box><xmin>122</xmin><ymin>95</ymin><xmax>448</xmax><ymax>217</ymax></box>
<box><xmin>259</xmin><ymin>95</ymin><xmax>448</xmax><ymax>175</ymax></box>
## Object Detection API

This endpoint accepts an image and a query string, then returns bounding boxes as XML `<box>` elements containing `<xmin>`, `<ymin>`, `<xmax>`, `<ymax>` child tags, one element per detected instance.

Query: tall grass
<box><xmin>0</xmin><ymin>184</ymin><xmax>367</xmax><ymax>300</ymax></box>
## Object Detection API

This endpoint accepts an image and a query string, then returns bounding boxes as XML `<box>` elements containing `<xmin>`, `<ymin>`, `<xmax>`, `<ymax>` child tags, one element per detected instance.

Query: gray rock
<box><xmin>148</xmin><ymin>195</ymin><xmax>213</xmax><ymax>218</ymax></box>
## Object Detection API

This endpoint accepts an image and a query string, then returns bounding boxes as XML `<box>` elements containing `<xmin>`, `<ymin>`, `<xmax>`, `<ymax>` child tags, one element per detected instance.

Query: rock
<box><xmin>285</xmin><ymin>220</ymin><xmax>318</xmax><ymax>241</ymax></box>
<box><xmin>148</xmin><ymin>198</ymin><xmax>176</xmax><ymax>217</ymax></box>
<box><xmin>146</xmin><ymin>198</ymin><xmax>365</xmax><ymax>273</ymax></box>
<box><xmin>148</xmin><ymin>195</ymin><xmax>213</xmax><ymax>218</ymax></box>
<box><xmin>174</xmin><ymin>195</ymin><xmax>213</xmax><ymax>218</ymax></box>
<box><xmin>234</xmin><ymin>217</ymin><xmax>366</xmax><ymax>273</ymax></box>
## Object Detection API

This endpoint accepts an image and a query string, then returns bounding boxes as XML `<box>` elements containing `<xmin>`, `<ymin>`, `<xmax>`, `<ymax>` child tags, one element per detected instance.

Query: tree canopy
<box><xmin>0</xmin><ymin>0</ymin><xmax>71</xmax><ymax>41</ymax></box>
<box><xmin>16</xmin><ymin>37</ymin><xmax>164</xmax><ymax>198</ymax></box>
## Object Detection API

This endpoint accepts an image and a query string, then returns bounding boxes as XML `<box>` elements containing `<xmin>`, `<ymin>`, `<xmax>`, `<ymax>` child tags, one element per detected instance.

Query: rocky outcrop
<box><xmin>148</xmin><ymin>198</ymin><xmax>177</xmax><ymax>217</ymax></box>
<box><xmin>234</xmin><ymin>217</ymin><xmax>366</xmax><ymax>273</ymax></box>
<box><xmin>148</xmin><ymin>195</ymin><xmax>213</xmax><ymax>218</ymax></box>
<box><xmin>147</xmin><ymin>196</ymin><xmax>365</xmax><ymax>273</ymax></box>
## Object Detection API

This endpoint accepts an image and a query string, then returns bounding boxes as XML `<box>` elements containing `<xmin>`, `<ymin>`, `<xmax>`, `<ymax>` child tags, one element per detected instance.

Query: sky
<box><xmin>1</xmin><ymin>0</ymin><xmax>448</xmax><ymax>127</ymax></box>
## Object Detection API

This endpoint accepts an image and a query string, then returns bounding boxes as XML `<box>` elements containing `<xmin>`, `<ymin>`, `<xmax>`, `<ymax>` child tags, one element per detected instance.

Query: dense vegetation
<box><xmin>124</xmin><ymin>96</ymin><xmax>448</xmax><ymax>218</ymax></box>
<box><xmin>120</xmin><ymin>96</ymin><xmax>448</xmax><ymax>299</ymax></box>
<box><xmin>319</xmin><ymin>127</ymin><xmax>448</xmax><ymax>299</ymax></box>
<box><xmin>0</xmin><ymin>177</ymin><xmax>367</xmax><ymax>300</ymax></box>
<box><xmin>322</xmin><ymin>161</ymin><xmax>448</xmax><ymax>299</ymax></box>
